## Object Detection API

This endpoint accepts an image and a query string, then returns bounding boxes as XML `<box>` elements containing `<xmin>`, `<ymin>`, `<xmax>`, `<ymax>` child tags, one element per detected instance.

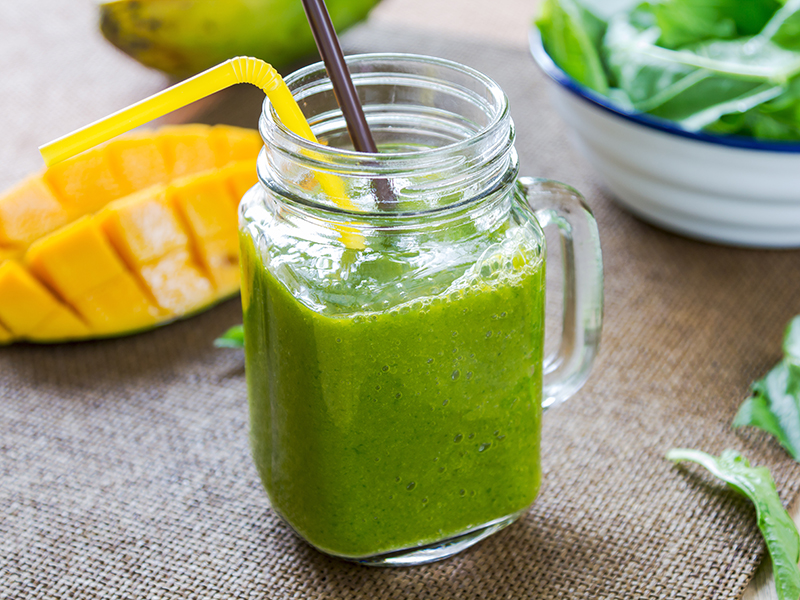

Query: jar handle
<box><xmin>517</xmin><ymin>177</ymin><xmax>604</xmax><ymax>410</ymax></box>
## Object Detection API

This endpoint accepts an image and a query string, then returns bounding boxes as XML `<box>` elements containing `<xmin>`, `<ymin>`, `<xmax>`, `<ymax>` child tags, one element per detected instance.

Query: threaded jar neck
<box><xmin>257</xmin><ymin>53</ymin><xmax>516</xmax><ymax>219</ymax></box>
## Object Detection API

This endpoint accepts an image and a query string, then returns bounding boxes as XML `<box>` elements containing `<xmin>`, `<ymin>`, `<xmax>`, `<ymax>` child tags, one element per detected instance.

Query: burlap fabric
<box><xmin>3</xmin><ymin>4</ymin><xmax>800</xmax><ymax>599</ymax></box>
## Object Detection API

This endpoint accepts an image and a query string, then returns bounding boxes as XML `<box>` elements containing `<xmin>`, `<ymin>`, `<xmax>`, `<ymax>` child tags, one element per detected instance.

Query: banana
<box><xmin>99</xmin><ymin>0</ymin><xmax>382</xmax><ymax>78</ymax></box>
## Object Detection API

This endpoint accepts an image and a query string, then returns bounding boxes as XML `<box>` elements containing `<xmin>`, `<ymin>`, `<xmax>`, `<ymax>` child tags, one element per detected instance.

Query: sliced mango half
<box><xmin>0</xmin><ymin>124</ymin><xmax>260</xmax><ymax>344</ymax></box>
<box><xmin>0</xmin><ymin>321</ymin><xmax>14</xmax><ymax>344</ymax></box>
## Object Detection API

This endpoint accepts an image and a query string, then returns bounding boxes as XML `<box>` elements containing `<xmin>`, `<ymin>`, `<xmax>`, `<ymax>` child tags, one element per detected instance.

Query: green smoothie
<box><xmin>241</xmin><ymin>223</ymin><xmax>545</xmax><ymax>558</ymax></box>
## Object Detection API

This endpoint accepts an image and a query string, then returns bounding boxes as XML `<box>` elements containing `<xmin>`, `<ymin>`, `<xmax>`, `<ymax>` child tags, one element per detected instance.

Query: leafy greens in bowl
<box><xmin>536</xmin><ymin>0</ymin><xmax>800</xmax><ymax>142</ymax></box>
<box><xmin>530</xmin><ymin>0</ymin><xmax>800</xmax><ymax>248</ymax></box>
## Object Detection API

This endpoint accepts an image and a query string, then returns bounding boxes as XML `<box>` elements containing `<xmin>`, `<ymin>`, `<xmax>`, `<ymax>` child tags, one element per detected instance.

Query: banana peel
<box><xmin>99</xmin><ymin>0</ymin><xmax>383</xmax><ymax>79</ymax></box>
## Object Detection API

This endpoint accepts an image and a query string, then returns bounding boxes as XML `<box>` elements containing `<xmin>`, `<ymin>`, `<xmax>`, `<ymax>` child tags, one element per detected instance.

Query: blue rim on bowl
<box><xmin>529</xmin><ymin>27</ymin><xmax>800</xmax><ymax>154</ymax></box>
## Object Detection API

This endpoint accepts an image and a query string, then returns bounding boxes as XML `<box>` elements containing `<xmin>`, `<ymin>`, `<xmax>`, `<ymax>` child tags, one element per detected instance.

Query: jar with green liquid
<box><xmin>239</xmin><ymin>54</ymin><xmax>603</xmax><ymax>566</ymax></box>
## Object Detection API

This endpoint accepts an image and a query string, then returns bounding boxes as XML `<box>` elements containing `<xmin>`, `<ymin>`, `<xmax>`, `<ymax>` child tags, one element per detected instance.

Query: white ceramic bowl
<box><xmin>529</xmin><ymin>29</ymin><xmax>800</xmax><ymax>248</ymax></box>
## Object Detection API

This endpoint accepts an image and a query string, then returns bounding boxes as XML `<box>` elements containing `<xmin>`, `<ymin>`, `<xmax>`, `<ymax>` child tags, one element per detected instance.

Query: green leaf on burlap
<box><xmin>214</xmin><ymin>324</ymin><xmax>245</xmax><ymax>348</ymax></box>
<box><xmin>667</xmin><ymin>448</ymin><xmax>800</xmax><ymax>600</ymax></box>
<box><xmin>734</xmin><ymin>316</ymin><xmax>800</xmax><ymax>461</ymax></box>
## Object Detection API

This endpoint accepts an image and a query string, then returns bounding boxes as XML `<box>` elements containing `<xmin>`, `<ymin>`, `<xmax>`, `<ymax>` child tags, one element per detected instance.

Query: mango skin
<box><xmin>99</xmin><ymin>0</ymin><xmax>383</xmax><ymax>79</ymax></box>
<box><xmin>0</xmin><ymin>125</ymin><xmax>260</xmax><ymax>344</ymax></box>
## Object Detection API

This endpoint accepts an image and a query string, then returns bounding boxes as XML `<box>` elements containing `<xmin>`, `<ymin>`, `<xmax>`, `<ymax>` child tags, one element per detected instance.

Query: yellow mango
<box><xmin>99</xmin><ymin>186</ymin><xmax>189</xmax><ymax>267</ymax></box>
<box><xmin>26</xmin><ymin>216</ymin><xmax>129</xmax><ymax>302</ymax></box>
<box><xmin>28</xmin><ymin>306</ymin><xmax>90</xmax><ymax>342</ymax></box>
<box><xmin>0</xmin><ymin>176</ymin><xmax>69</xmax><ymax>247</ymax></box>
<box><xmin>0</xmin><ymin>124</ymin><xmax>261</xmax><ymax>344</ymax></box>
<box><xmin>0</xmin><ymin>322</ymin><xmax>12</xmax><ymax>345</ymax></box>
<box><xmin>224</xmin><ymin>160</ymin><xmax>259</xmax><ymax>205</ymax></box>
<box><xmin>0</xmin><ymin>124</ymin><xmax>259</xmax><ymax>259</ymax></box>
<box><xmin>159</xmin><ymin>124</ymin><xmax>220</xmax><ymax>179</ymax></box>
<box><xmin>73</xmin><ymin>274</ymin><xmax>161</xmax><ymax>335</ymax></box>
<box><xmin>0</xmin><ymin>259</ymin><xmax>91</xmax><ymax>342</ymax></box>
<box><xmin>107</xmin><ymin>134</ymin><xmax>171</xmax><ymax>192</ymax></box>
<box><xmin>169</xmin><ymin>170</ymin><xmax>240</xmax><ymax>291</ymax></box>
<box><xmin>98</xmin><ymin>187</ymin><xmax>217</xmax><ymax>314</ymax></box>
<box><xmin>139</xmin><ymin>250</ymin><xmax>214</xmax><ymax>314</ymax></box>
<box><xmin>44</xmin><ymin>146</ymin><xmax>130</xmax><ymax>216</ymax></box>
<box><xmin>171</xmin><ymin>171</ymin><xmax>237</xmax><ymax>240</ymax></box>
<box><xmin>213</xmin><ymin>127</ymin><xmax>263</xmax><ymax>164</ymax></box>
<box><xmin>0</xmin><ymin>260</ymin><xmax>69</xmax><ymax>335</ymax></box>
<box><xmin>197</xmin><ymin>236</ymin><xmax>240</xmax><ymax>295</ymax></box>
<box><xmin>0</xmin><ymin>247</ymin><xmax>22</xmax><ymax>264</ymax></box>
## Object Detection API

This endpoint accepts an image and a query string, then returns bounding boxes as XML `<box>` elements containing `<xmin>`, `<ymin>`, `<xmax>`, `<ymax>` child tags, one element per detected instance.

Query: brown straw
<box><xmin>301</xmin><ymin>0</ymin><xmax>378</xmax><ymax>153</ymax></box>
<box><xmin>301</xmin><ymin>0</ymin><xmax>395</xmax><ymax>208</ymax></box>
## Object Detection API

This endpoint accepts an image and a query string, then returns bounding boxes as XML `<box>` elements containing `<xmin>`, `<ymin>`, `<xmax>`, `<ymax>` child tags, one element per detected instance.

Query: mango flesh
<box><xmin>0</xmin><ymin>124</ymin><xmax>260</xmax><ymax>343</ymax></box>
<box><xmin>29</xmin><ymin>306</ymin><xmax>90</xmax><ymax>342</ymax></box>
<box><xmin>71</xmin><ymin>275</ymin><xmax>162</xmax><ymax>335</ymax></box>
<box><xmin>138</xmin><ymin>250</ymin><xmax>215</xmax><ymax>315</ymax></box>
<box><xmin>0</xmin><ymin>178</ymin><xmax>69</xmax><ymax>248</ymax></box>
<box><xmin>170</xmin><ymin>171</ymin><xmax>241</xmax><ymax>294</ymax></box>
<box><xmin>0</xmin><ymin>260</ymin><xmax>72</xmax><ymax>336</ymax></box>
<box><xmin>0</xmin><ymin>322</ymin><xmax>13</xmax><ymax>344</ymax></box>
<box><xmin>99</xmin><ymin>185</ymin><xmax>191</xmax><ymax>268</ymax></box>
<box><xmin>27</xmin><ymin>215</ymin><xmax>136</xmax><ymax>303</ymax></box>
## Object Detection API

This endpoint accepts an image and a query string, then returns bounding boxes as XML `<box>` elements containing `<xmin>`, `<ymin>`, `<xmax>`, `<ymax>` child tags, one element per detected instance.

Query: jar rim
<box><xmin>259</xmin><ymin>52</ymin><xmax>510</xmax><ymax>167</ymax></box>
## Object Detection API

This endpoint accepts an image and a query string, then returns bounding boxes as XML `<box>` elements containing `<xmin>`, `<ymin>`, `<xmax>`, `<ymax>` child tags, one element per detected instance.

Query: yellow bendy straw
<box><xmin>39</xmin><ymin>56</ymin><xmax>363</xmax><ymax>248</ymax></box>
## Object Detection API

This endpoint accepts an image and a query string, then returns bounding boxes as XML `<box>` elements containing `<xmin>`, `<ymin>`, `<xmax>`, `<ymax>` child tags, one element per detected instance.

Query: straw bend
<box><xmin>229</xmin><ymin>56</ymin><xmax>283</xmax><ymax>92</ymax></box>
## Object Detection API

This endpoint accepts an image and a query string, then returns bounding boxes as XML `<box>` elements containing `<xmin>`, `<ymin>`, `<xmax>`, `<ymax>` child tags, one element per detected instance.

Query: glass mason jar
<box><xmin>239</xmin><ymin>54</ymin><xmax>603</xmax><ymax>566</ymax></box>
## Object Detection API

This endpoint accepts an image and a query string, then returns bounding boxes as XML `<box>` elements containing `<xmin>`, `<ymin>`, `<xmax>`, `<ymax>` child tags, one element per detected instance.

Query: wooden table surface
<box><xmin>369</xmin><ymin>1</ymin><xmax>796</xmax><ymax>599</ymax></box>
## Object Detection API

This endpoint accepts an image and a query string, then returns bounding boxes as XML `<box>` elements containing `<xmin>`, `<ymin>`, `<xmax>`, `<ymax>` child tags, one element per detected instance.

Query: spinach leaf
<box><xmin>763</xmin><ymin>0</ymin><xmax>800</xmax><ymax>51</ymax></box>
<box><xmin>784</xmin><ymin>315</ymin><xmax>800</xmax><ymax>363</ymax></box>
<box><xmin>704</xmin><ymin>75</ymin><xmax>800</xmax><ymax>138</ymax></box>
<box><xmin>536</xmin><ymin>0</ymin><xmax>610</xmax><ymax>92</ymax></box>
<box><xmin>573</xmin><ymin>0</ymin><xmax>641</xmax><ymax>22</ymax></box>
<box><xmin>602</xmin><ymin>13</ymin><xmax>800</xmax><ymax>124</ymax></box>
<box><xmin>645</xmin><ymin>0</ymin><xmax>781</xmax><ymax>49</ymax></box>
<box><xmin>649</xmin><ymin>0</ymin><xmax>737</xmax><ymax>49</ymax></box>
<box><xmin>214</xmin><ymin>324</ymin><xmax>245</xmax><ymax>348</ymax></box>
<box><xmin>666</xmin><ymin>448</ymin><xmax>800</xmax><ymax>600</ymax></box>
<box><xmin>734</xmin><ymin>316</ymin><xmax>800</xmax><ymax>461</ymax></box>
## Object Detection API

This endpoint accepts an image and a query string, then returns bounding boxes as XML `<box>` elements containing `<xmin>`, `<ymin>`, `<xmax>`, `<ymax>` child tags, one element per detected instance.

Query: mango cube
<box><xmin>0</xmin><ymin>125</ymin><xmax>260</xmax><ymax>344</ymax></box>
<box><xmin>224</xmin><ymin>160</ymin><xmax>258</xmax><ymax>205</ymax></box>
<box><xmin>107</xmin><ymin>134</ymin><xmax>171</xmax><ymax>192</ymax></box>
<box><xmin>26</xmin><ymin>216</ymin><xmax>129</xmax><ymax>302</ymax></box>
<box><xmin>0</xmin><ymin>247</ymin><xmax>22</xmax><ymax>263</ymax></box>
<box><xmin>158</xmin><ymin>125</ymin><xmax>219</xmax><ymax>179</ymax></box>
<box><xmin>169</xmin><ymin>173</ymin><xmax>240</xmax><ymax>290</ymax></box>
<box><xmin>72</xmin><ymin>275</ymin><xmax>161</xmax><ymax>335</ymax></box>
<box><xmin>171</xmin><ymin>172</ymin><xmax>237</xmax><ymax>240</ymax></box>
<box><xmin>99</xmin><ymin>186</ymin><xmax>189</xmax><ymax>268</ymax></box>
<box><xmin>0</xmin><ymin>260</ymin><xmax>71</xmax><ymax>335</ymax></box>
<box><xmin>0</xmin><ymin>176</ymin><xmax>70</xmax><ymax>247</ymax></box>
<box><xmin>44</xmin><ymin>147</ymin><xmax>130</xmax><ymax>215</ymax></box>
<box><xmin>28</xmin><ymin>306</ymin><xmax>90</xmax><ymax>341</ymax></box>
<box><xmin>0</xmin><ymin>322</ymin><xmax>12</xmax><ymax>344</ymax></box>
<box><xmin>139</xmin><ymin>250</ymin><xmax>214</xmax><ymax>314</ymax></box>
<box><xmin>212</xmin><ymin>126</ymin><xmax>262</xmax><ymax>164</ymax></box>
<box><xmin>198</xmin><ymin>236</ymin><xmax>240</xmax><ymax>294</ymax></box>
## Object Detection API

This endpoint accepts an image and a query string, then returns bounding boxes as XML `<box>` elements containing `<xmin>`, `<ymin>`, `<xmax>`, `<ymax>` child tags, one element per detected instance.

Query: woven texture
<box><xmin>3</xmin><ymin>5</ymin><xmax>800</xmax><ymax>599</ymax></box>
